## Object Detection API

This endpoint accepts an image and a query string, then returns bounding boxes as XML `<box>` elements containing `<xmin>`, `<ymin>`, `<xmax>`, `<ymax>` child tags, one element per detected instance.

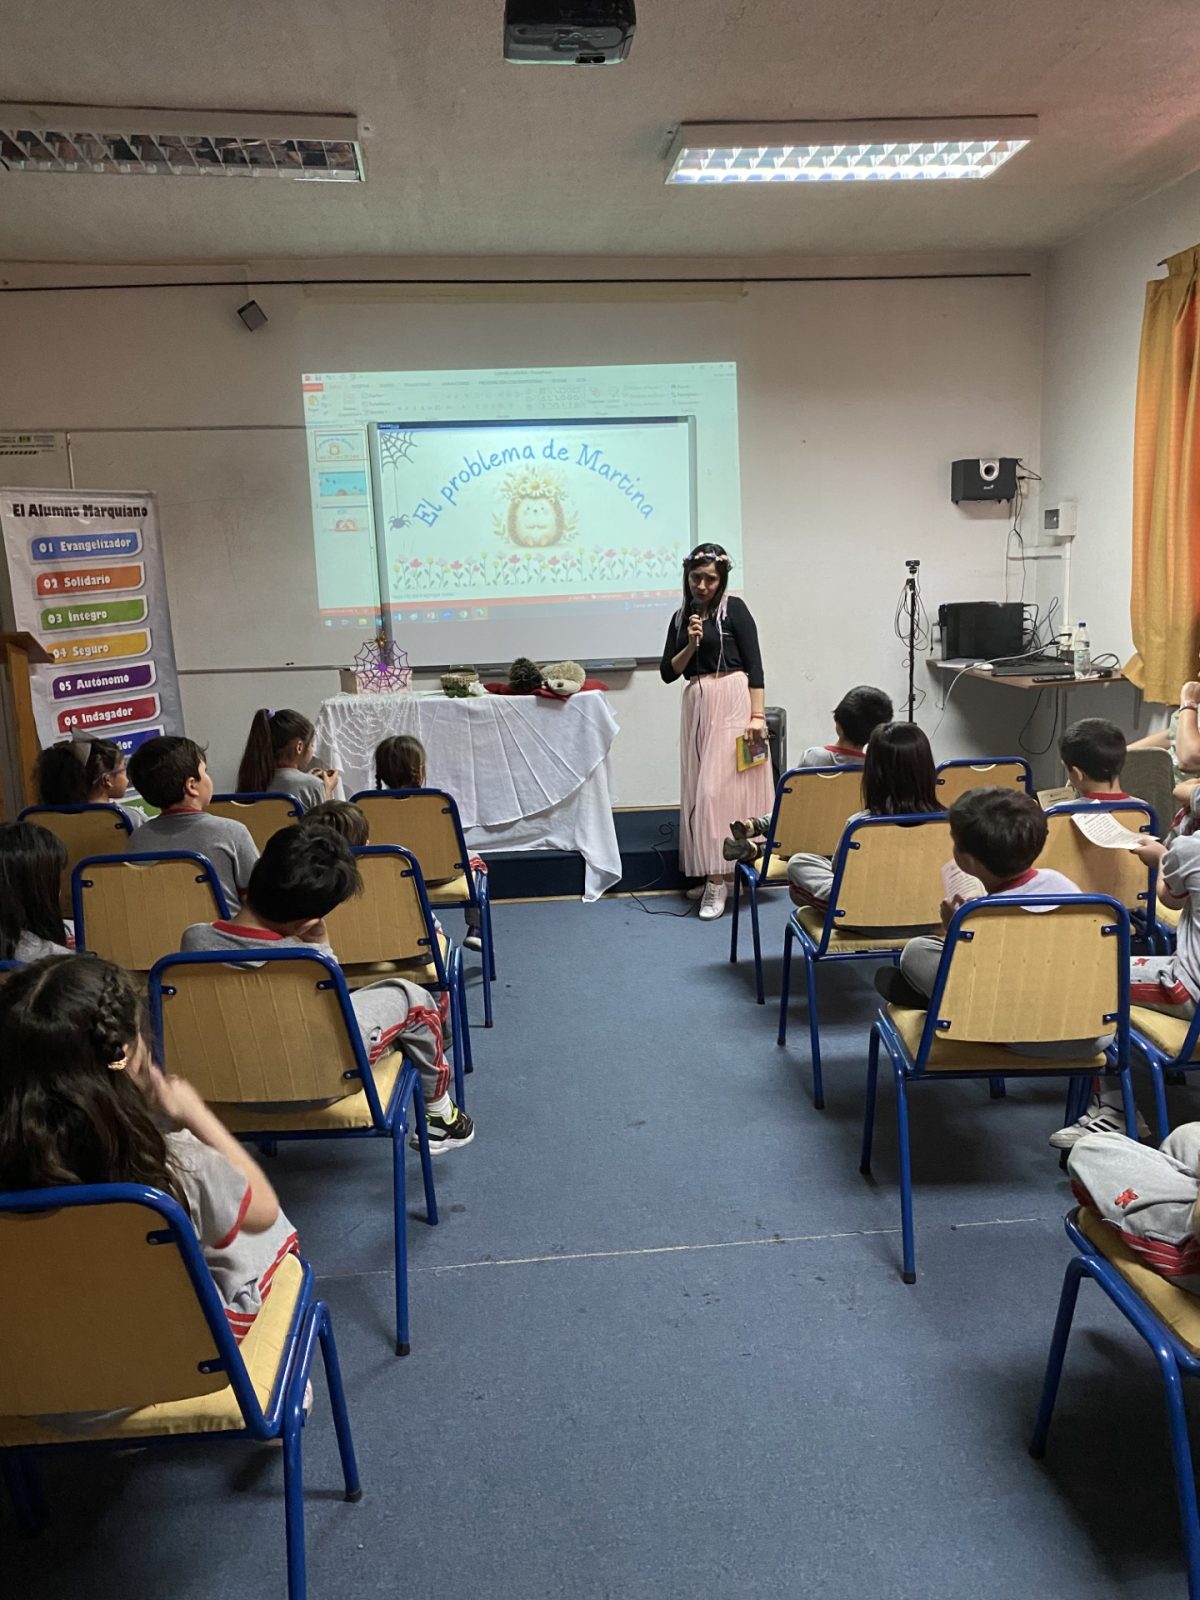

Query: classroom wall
<box><xmin>0</xmin><ymin>267</ymin><xmax>1046</xmax><ymax>802</ymax></box>
<box><xmin>1040</xmin><ymin>167</ymin><xmax>1200</xmax><ymax>704</ymax></box>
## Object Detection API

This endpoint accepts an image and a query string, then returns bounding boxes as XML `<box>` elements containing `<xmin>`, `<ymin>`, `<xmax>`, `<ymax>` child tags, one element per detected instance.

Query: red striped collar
<box><xmin>992</xmin><ymin>867</ymin><xmax>1038</xmax><ymax>893</ymax></box>
<box><xmin>211</xmin><ymin>920</ymin><xmax>283</xmax><ymax>940</ymax></box>
<box><xmin>825</xmin><ymin>744</ymin><xmax>864</xmax><ymax>758</ymax></box>
<box><xmin>163</xmin><ymin>804</ymin><xmax>203</xmax><ymax>815</ymax></box>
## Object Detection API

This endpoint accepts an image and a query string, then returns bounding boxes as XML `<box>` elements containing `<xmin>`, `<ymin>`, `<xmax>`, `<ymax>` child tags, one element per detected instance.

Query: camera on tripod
<box><xmin>905</xmin><ymin>559</ymin><xmax>920</xmax><ymax>574</ymax></box>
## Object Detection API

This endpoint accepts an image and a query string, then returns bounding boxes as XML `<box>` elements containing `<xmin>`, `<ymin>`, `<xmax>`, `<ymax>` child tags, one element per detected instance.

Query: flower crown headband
<box><xmin>684</xmin><ymin>550</ymin><xmax>733</xmax><ymax>569</ymax></box>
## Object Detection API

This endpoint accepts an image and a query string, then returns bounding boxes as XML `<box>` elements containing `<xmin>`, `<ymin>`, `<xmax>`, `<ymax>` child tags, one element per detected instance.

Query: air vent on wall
<box><xmin>0</xmin><ymin>103</ymin><xmax>364</xmax><ymax>181</ymax></box>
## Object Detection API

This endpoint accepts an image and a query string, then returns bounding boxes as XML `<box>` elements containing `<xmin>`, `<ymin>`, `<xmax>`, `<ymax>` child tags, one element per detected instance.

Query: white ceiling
<box><xmin>3</xmin><ymin>0</ymin><xmax>1200</xmax><ymax>266</ymax></box>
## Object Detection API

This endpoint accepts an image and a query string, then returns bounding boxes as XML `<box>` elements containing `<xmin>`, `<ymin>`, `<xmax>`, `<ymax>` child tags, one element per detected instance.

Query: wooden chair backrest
<box><xmin>157</xmin><ymin>954</ymin><xmax>363</xmax><ymax>1104</ymax></box>
<box><xmin>20</xmin><ymin>805</ymin><xmax>133</xmax><ymax>915</ymax></box>
<box><xmin>0</xmin><ymin>1197</ymin><xmax>227</xmax><ymax>1414</ymax></box>
<box><xmin>770</xmin><ymin>767</ymin><xmax>864</xmax><ymax>861</ymax></box>
<box><xmin>75</xmin><ymin>857</ymin><xmax>225</xmax><ymax>971</ymax></box>
<box><xmin>1039</xmin><ymin>805</ymin><xmax>1154</xmax><ymax>910</ymax></box>
<box><xmin>208</xmin><ymin>794</ymin><xmax>301</xmax><ymax>853</ymax></box>
<box><xmin>352</xmin><ymin>790</ymin><xmax>465</xmax><ymax>881</ymax></box>
<box><xmin>1121</xmin><ymin>747</ymin><xmax>1175</xmax><ymax>838</ymax></box>
<box><xmin>833</xmin><ymin>816</ymin><xmax>950</xmax><ymax>928</ymax></box>
<box><xmin>938</xmin><ymin>900</ymin><xmax>1119</xmax><ymax>1044</ymax></box>
<box><xmin>934</xmin><ymin>760</ymin><xmax>1031</xmax><ymax>807</ymax></box>
<box><xmin>323</xmin><ymin>848</ymin><xmax>432</xmax><ymax>966</ymax></box>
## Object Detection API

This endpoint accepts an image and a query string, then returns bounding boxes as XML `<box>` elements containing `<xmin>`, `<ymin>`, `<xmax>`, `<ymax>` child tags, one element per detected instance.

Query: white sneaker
<box><xmin>1049</xmin><ymin>1096</ymin><xmax>1151</xmax><ymax>1150</ymax></box>
<box><xmin>698</xmin><ymin>880</ymin><xmax>728</xmax><ymax>920</ymax></box>
<box><xmin>463</xmin><ymin>933</ymin><xmax>483</xmax><ymax>952</ymax></box>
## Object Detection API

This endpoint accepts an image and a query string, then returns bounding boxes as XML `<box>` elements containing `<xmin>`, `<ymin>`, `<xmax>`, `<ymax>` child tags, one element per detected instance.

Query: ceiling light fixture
<box><xmin>0</xmin><ymin>103</ymin><xmax>364</xmax><ymax>181</ymax></box>
<box><xmin>665</xmin><ymin>117</ymin><xmax>1037</xmax><ymax>185</ymax></box>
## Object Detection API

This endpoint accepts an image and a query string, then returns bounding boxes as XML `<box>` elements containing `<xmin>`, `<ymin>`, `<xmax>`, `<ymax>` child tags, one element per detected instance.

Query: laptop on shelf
<box><xmin>987</xmin><ymin>654</ymin><xmax>1075</xmax><ymax>679</ymax></box>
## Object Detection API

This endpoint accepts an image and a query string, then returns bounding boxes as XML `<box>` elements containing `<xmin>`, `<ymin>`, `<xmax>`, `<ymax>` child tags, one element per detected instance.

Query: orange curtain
<box><xmin>1127</xmin><ymin>246</ymin><xmax>1200</xmax><ymax>702</ymax></box>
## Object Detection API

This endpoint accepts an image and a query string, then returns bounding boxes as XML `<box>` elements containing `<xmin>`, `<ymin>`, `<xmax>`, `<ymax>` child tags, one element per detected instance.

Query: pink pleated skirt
<box><xmin>679</xmin><ymin>671</ymin><xmax>776</xmax><ymax>877</ymax></box>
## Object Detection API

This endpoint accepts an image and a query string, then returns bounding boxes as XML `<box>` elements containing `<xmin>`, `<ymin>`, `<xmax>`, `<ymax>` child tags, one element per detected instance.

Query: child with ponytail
<box><xmin>237</xmin><ymin>708</ymin><xmax>340</xmax><ymax>811</ymax></box>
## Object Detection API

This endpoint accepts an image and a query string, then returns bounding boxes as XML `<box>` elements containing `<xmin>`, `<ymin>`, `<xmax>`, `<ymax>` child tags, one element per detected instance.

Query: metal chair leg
<box><xmin>316</xmin><ymin>1304</ymin><xmax>362</xmax><ymax>1503</ymax></box>
<box><xmin>894</xmin><ymin>1063</ymin><xmax>916</xmax><ymax>1283</ymax></box>
<box><xmin>729</xmin><ymin>869</ymin><xmax>742</xmax><ymax>963</ymax></box>
<box><xmin>391</xmin><ymin>1125</ymin><xmax>411</xmax><ymax>1358</ymax></box>
<box><xmin>1147</xmin><ymin>1056</ymin><xmax>1171</xmax><ymax>1146</ymax></box>
<box><xmin>1154</xmin><ymin>1339</ymin><xmax>1200</xmax><ymax>1600</ymax></box>
<box><xmin>1029</xmin><ymin>1255</ymin><xmax>1087</xmax><ymax>1458</ymax></box>
<box><xmin>281</xmin><ymin>1405</ymin><xmax>307</xmax><ymax>1600</ymax></box>
<box><xmin>860</xmin><ymin>1024</ymin><xmax>881</xmax><ymax>1174</ymax></box>
<box><xmin>988</xmin><ymin>1078</ymin><xmax>1006</xmax><ymax>1099</ymax></box>
<box><xmin>411</xmin><ymin>1083</ymin><xmax>438</xmax><ymax>1227</ymax></box>
<box><xmin>805</xmin><ymin>954</ymin><xmax>823</xmax><ymax>1110</ymax></box>
<box><xmin>748</xmin><ymin>879</ymin><xmax>765</xmax><ymax>1004</ymax></box>
<box><xmin>777</xmin><ymin>920</ymin><xmax>794</xmax><ymax>1046</ymax></box>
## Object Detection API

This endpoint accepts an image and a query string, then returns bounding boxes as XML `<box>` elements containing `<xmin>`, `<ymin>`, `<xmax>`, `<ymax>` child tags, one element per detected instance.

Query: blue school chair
<box><xmin>777</xmin><ymin>813</ymin><xmax>949</xmax><ymax>1108</ymax></box>
<box><xmin>210</xmin><ymin>791</ymin><xmax>305</xmax><ymax>853</ymax></box>
<box><xmin>351</xmin><ymin>787</ymin><xmax>496</xmax><ymax>1026</ymax></box>
<box><xmin>324</xmin><ymin>844</ymin><xmax>472</xmax><ymax>1106</ymax></box>
<box><xmin>1129</xmin><ymin>1008</ymin><xmax>1200</xmax><ymax>1144</ymax></box>
<box><xmin>1031</xmin><ymin>1208</ymin><xmax>1200</xmax><ymax>1600</ymax></box>
<box><xmin>860</xmin><ymin>894</ymin><xmax>1133</xmax><ymax>1283</ymax></box>
<box><xmin>1041</xmin><ymin>798</ymin><xmax>1162</xmax><ymax>951</ymax></box>
<box><xmin>729</xmin><ymin>764</ymin><xmax>864</xmax><ymax>1005</ymax></box>
<box><xmin>149</xmin><ymin>947</ymin><xmax>438</xmax><ymax>1356</ymax></box>
<box><xmin>18</xmin><ymin>802</ymin><xmax>135</xmax><ymax>914</ymax></box>
<box><xmin>933</xmin><ymin>756</ymin><xmax>1033</xmax><ymax>806</ymax></box>
<box><xmin>73</xmin><ymin>851</ymin><xmax>229</xmax><ymax>972</ymax></box>
<box><xmin>0</xmin><ymin>1184</ymin><xmax>360</xmax><ymax>1600</ymax></box>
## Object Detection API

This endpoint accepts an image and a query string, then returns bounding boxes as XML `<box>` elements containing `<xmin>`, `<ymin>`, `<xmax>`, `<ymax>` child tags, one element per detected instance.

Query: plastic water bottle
<box><xmin>1073</xmin><ymin>622</ymin><xmax>1091</xmax><ymax>677</ymax></box>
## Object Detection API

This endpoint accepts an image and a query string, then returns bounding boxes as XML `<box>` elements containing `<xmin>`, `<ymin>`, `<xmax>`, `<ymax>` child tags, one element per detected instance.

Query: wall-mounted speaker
<box><xmin>950</xmin><ymin>457</ymin><xmax>1018</xmax><ymax>503</ymax></box>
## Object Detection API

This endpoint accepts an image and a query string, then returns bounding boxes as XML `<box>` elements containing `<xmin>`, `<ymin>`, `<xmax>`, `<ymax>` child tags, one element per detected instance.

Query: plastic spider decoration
<box><xmin>353</xmin><ymin>634</ymin><xmax>411</xmax><ymax>695</ymax></box>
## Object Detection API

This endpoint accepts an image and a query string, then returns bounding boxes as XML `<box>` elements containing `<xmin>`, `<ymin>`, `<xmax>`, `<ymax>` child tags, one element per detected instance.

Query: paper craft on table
<box><xmin>942</xmin><ymin>860</ymin><xmax>986</xmax><ymax>903</ymax></box>
<box><xmin>1071</xmin><ymin>809</ymin><xmax>1147</xmax><ymax>850</ymax></box>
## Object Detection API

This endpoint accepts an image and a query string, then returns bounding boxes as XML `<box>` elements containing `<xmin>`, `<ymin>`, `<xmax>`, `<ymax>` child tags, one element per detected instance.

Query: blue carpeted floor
<box><xmin>4</xmin><ymin>893</ymin><xmax>1196</xmax><ymax>1598</ymax></box>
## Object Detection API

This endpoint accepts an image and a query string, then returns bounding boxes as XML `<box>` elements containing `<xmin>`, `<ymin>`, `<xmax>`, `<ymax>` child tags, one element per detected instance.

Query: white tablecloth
<box><xmin>313</xmin><ymin>690</ymin><xmax>621</xmax><ymax>901</ymax></box>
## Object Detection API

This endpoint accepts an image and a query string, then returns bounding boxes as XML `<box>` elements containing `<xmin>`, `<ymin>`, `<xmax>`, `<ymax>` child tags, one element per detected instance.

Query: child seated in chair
<box><xmin>724</xmin><ymin>685</ymin><xmax>894</xmax><ymax>867</ymax></box>
<box><xmin>727</xmin><ymin>724</ymin><xmax>941</xmax><ymax>929</ymax></box>
<box><xmin>1068</xmin><ymin>1124</ymin><xmax>1200</xmax><ymax>1292</ymax></box>
<box><xmin>295</xmin><ymin>799</ymin><xmax>369</xmax><ymax>846</ymax></box>
<box><xmin>873</xmin><ymin>787</ymin><xmax>1112</xmax><ymax>1059</ymax></box>
<box><xmin>0</xmin><ymin>820</ymin><xmax>75</xmax><ymax>962</ymax></box>
<box><xmin>0</xmin><ymin>954</ymin><xmax>297</xmax><ymax>1345</ymax></box>
<box><xmin>1052</xmin><ymin>828</ymin><xmax>1199</xmax><ymax>1148</ymax></box>
<box><xmin>181</xmin><ymin>825</ymin><xmax>474</xmax><ymax>1154</ymax></box>
<box><xmin>128</xmin><ymin>736</ymin><xmax>259</xmax><ymax>912</ymax></box>
<box><xmin>34</xmin><ymin>735</ymin><xmax>145</xmax><ymax>829</ymax></box>
<box><xmin>1058</xmin><ymin>718</ymin><xmax>1141</xmax><ymax>804</ymax></box>
<box><xmin>374</xmin><ymin>734</ymin><xmax>485</xmax><ymax>953</ymax></box>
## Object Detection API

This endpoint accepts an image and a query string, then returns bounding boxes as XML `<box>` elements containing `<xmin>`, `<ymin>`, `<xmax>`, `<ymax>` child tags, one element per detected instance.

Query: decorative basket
<box><xmin>441</xmin><ymin>667</ymin><xmax>479</xmax><ymax>699</ymax></box>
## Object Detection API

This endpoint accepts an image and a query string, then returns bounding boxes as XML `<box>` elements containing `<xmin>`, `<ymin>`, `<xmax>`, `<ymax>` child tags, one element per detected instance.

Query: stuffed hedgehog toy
<box><xmin>508</xmin><ymin>657</ymin><xmax>545</xmax><ymax>694</ymax></box>
<box><xmin>540</xmin><ymin>660</ymin><xmax>586</xmax><ymax>697</ymax></box>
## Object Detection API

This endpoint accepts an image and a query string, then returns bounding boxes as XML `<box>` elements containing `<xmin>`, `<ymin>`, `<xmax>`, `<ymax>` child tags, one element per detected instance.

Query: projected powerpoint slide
<box><xmin>302</xmin><ymin>362</ymin><xmax>741</xmax><ymax>657</ymax></box>
<box><xmin>375</xmin><ymin>418</ymin><xmax>694</xmax><ymax>607</ymax></box>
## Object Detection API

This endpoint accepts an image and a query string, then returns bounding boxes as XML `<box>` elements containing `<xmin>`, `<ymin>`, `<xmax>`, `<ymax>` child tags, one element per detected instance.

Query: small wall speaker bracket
<box><xmin>236</xmin><ymin>299</ymin><xmax>268</xmax><ymax>332</ymax></box>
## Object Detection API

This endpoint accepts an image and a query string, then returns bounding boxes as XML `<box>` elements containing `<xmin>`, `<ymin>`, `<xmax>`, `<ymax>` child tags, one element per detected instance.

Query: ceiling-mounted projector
<box><xmin>503</xmin><ymin>0</ymin><xmax>636</xmax><ymax>64</ymax></box>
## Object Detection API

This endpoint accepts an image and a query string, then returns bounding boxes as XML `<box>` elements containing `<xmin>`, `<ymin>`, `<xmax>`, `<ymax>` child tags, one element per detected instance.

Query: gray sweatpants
<box><xmin>350</xmin><ymin>978</ymin><xmax>452</xmax><ymax>1103</ymax></box>
<box><xmin>1068</xmin><ymin>1124</ymin><xmax>1200</xmax><ymax>1291</ymax></box>
<box><xmin>898</xmin><ymin>934</ymin><xmax>1113</xmax><ymax>1059</ymax></box>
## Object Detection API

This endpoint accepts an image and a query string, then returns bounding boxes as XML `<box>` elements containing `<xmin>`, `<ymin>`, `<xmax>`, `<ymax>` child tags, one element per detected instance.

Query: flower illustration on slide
<box><xmin>391</xmin><ymin>543</ymin><xmax>684</xmax><ymax>596</ymax></box>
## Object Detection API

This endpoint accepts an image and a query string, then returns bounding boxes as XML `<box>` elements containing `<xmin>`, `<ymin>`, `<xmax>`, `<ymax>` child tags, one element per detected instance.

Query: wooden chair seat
<box><xmin>1130</xmin><ymin>1006</ymin><xmax>1198</xmax><ymax>1060</ymax></box>
<box><xmin>0</xmin><ymin>1252</ymin><xmax>303</xmax><ymax>1446</ymax></box>
<box><xmin>792</xmin><ymin>905</ymin><xmax>936</xmax><ymax>954</ymax></box>
<box><xmin>424</xmin><ymin>873</ymin><xmax>471</xmax><ymax>905</ymax></box>
<box><xmin>1077</xmin><ymin>1206</ymin><xmax>1200</xmax><ymax>1357</ymax></box>
<box><xmin>886</xmin><ymin>1004</ymin><xmax>1108</xmax><ymax>1073</ymax></box>
<box><xmin>341</xmin><ymin>929</ymin><xmax>451</xmax><ymax>990</ymax></box>
<box><xmin>216</xmin><ymin>1053</ymin><xmax>404</xmax><ymax>1134</ymax></box>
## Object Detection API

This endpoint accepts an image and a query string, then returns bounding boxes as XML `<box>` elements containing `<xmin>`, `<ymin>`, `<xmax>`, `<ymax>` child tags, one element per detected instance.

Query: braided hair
<box><xmin>0</xmin><ymin>955</ymin><xmax>181</xmax><ymax>1200</ymax></box>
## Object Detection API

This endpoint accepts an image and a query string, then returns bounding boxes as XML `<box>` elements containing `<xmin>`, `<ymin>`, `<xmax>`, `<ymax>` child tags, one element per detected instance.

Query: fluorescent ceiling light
<box><xmin>665</xmin><ymin>117</ymin><xmax>1036</xmax><ymax>184</ymax></box>
<box><xmin>0</xmin><ymin>103</ymin><xmax>364</xmax><ymax>181</ymax></box>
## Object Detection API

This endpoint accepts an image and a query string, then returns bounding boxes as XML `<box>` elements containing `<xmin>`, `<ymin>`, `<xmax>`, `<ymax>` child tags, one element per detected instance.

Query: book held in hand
<box><xmin>737</xmin><ymin>733</ymin><xmax>769</xmax><ymax>773</ymax></box>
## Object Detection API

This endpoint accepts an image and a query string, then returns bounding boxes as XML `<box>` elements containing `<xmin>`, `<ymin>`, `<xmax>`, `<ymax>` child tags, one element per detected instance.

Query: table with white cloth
<box><xmin>312</xmin><ymin>690</ymin><xmax>621</xmax><ymax>901</ymax></box>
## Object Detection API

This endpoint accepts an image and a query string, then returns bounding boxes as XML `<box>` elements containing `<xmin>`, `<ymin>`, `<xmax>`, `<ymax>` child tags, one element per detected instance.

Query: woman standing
<box><xmin>660</xmin><ymin>544</ymin><xmax>774</xmax><ymax>920</ymax></box>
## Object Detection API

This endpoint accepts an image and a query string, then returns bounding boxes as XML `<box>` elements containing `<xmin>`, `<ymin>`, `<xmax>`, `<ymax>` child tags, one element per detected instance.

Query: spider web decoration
<box><xmin>378</xmin><ymin>431</ymin><xmax>418</xmax><ymax>470</ymax></box>
<box><xmin>352</xmin><ymin>635</ymin><xmax>411</xmax><ymax>695</ymax></box>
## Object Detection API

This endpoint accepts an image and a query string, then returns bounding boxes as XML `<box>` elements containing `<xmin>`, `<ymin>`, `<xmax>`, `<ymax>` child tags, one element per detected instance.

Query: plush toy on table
<box><xmin>540</xmin><ymin>661</ymin><xmax>587</xmax><ymax>697</ymax></box>
<box><xmin>484</xmin><ymin>656</ymin><xmax>608</xmax><ymax>699</ymax></box>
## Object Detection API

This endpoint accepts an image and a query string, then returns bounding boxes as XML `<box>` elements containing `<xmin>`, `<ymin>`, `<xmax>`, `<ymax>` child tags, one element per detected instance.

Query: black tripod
<box><xmin>903</xmin><ymin>559</ymin><xmax>920</xmax><ymax>722</ymax></box>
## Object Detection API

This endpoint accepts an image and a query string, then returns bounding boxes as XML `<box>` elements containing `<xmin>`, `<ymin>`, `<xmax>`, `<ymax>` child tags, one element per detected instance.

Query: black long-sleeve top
<box><xmin>659</xmin><ymin>593</ymin><xmax>764</xmax><ymax>689</ymax></box>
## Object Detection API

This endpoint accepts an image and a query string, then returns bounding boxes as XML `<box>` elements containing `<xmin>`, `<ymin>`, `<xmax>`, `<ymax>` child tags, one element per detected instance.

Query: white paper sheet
<box><xmin>1071</xmin><ymin>809</ymin><xmax>1146</xmax><ymax>850</ymax></box>
<box><xmin>941</xmin><ymin>860</ymin><xmax>986</xmax><ymax>902</ymax></box>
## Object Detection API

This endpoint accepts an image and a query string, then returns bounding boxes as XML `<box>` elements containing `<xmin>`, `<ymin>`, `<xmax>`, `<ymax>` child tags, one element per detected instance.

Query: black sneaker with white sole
<box><xmin>411</xmin><ymin>1106</ymin><xmax>475</xmax><ymax>1154</ymax></box>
